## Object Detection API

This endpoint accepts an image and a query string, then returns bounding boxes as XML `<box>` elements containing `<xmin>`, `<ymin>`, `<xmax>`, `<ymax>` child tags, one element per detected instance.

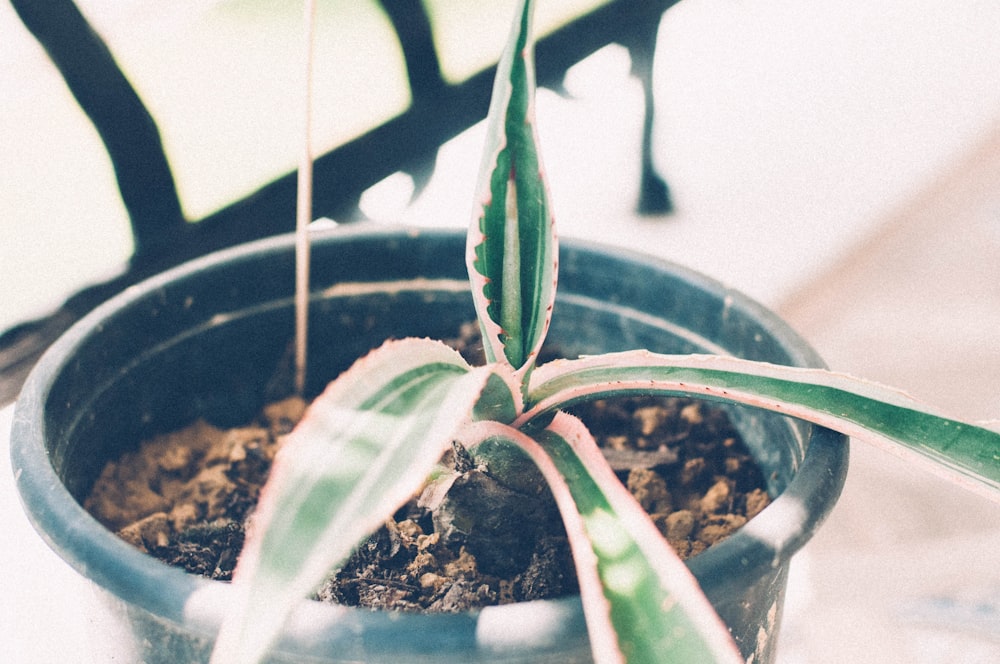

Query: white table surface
<box><xmin>2</xmin><ymin>404</ymin><xmax>98</xmax><ymax>663</ymax></box>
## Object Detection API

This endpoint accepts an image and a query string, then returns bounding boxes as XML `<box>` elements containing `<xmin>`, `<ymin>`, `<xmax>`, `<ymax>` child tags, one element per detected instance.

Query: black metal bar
<box><xmin>626</xmin><ymin>4</ymin><xmax>674</xmax><ymax>215</ymax></box>
<box><xmin>194</xmin><ymin>0</ymin><xmax>679</xmax><ymax>250</ymax></box>
<box><xmin>11</xmin><ymin>0</ymin><xmax>186</xmax><ymax>262</ymax></box>
<box><xmin>379</xmin><ymin>0</ymin><xmax>447</xmax><ymax>100</ymax></box>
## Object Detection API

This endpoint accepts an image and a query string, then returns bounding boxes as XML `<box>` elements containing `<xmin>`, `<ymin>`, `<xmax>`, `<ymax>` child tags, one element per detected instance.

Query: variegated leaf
<box><xmin>461</xmin><ymin>416</ymin><xmax>743</xmax><ymax>664</ymax></box>
<box><xmin>524</xmin><ymin>352</ymin><xmax>1000</xmax><ymax>501</ymax></box>
<box><xmin>212</xmin><ymin>339</ymin><xmax>507</xmax><ymax>664</ymax></box>
<box><xmin>466</xmin><ymin>0</ymin><xmax>557</xmax><ymax>382</ymax></box>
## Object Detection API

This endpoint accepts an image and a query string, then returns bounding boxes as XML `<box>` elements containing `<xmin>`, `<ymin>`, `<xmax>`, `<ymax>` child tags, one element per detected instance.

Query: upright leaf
<box><xmin>524</xmin><ymin>352</ymin><xmax>1000</xmax><ymax>501</ymax></box>
<box><xmin>460</xmin><ymin>417</ymin><xmax>743</xmax><ymax>664</ymax></box>
<box><xmin>467</xmin><ymin>0</ymin><xmax>557</xmax><ymax>382</ymax></box>
<box><xmin>212</xmin><ymin>339</ymin><xmax>502</xmax><ymax>664</ymax></box>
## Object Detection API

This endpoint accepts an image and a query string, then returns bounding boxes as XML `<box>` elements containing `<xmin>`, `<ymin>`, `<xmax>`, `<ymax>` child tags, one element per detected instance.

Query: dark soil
<box><xmin>84</xmin><ymin>335</ymin><xmax>771</xmax><ymax>613</ymax></box>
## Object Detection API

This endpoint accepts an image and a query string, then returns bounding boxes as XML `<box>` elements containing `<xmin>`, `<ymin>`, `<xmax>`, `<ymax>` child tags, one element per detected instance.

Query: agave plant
<box><xmin>211</xmin><ymin>1</ymin><xmax>1000</xmax><ymax>662</ymax></box>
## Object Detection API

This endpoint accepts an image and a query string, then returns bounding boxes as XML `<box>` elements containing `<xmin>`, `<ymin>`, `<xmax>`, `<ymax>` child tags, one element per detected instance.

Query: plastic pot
<box><xmin>11</xmin><ymin>225</ymin><xmax>847</xmax><ymax>663</ymax></box>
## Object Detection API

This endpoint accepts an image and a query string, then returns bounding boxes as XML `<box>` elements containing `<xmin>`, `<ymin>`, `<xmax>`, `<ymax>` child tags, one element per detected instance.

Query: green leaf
<box><xmin>524</xmin><ymin>352</ymin><xmax>1000</xmax><ymax>501</ymax></box>
<box><xmin>211</xmin><ymin>339</ymin><xmax>497</xmax><ymax>664</ymax></box>
<box><xmin>466</xmin><ymin>0</ymin><xmax>556</xmax><ymax>380</ymax></box>
<box><xmin>461</xmin><ymin>417</ymin><xmax>743</xmax><ymax>664</ymax></box>
<box><xmin>472</xmin><ymin>367</ymin><xmax>524</xmax><ymax>424</ymax></box>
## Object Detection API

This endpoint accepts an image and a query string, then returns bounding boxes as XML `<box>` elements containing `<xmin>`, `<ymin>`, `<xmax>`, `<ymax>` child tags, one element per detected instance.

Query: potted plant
<box><xmin>13</xmin><ymin>223</ymin><xmax>847</xmax><ymax>663</ymax></box>
<box><xmin>10</xmin><ymin>1</ymin><xmax>999</xmax><ymax>663</ymax></box>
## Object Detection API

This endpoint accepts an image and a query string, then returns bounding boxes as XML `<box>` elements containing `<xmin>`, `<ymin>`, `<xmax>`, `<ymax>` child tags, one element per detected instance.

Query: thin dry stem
<box><xmin>294</xmin><ymin>0</ymin><xmax>317</xmax><ymax>396</ymax></box>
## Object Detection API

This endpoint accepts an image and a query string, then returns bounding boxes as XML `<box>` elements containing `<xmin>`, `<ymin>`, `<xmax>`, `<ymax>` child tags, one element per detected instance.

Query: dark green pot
<box><xmin>11</xmin><ymin>225</ymin><xmax>847</xmax><ymax>662</ymax></box>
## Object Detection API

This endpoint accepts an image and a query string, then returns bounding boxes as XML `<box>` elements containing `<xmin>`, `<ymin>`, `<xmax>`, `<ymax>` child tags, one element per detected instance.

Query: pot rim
<box><xmin>10</xmin><ymin>223</ymin><xmax>848</xmax><ymax>657</ymax></box>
